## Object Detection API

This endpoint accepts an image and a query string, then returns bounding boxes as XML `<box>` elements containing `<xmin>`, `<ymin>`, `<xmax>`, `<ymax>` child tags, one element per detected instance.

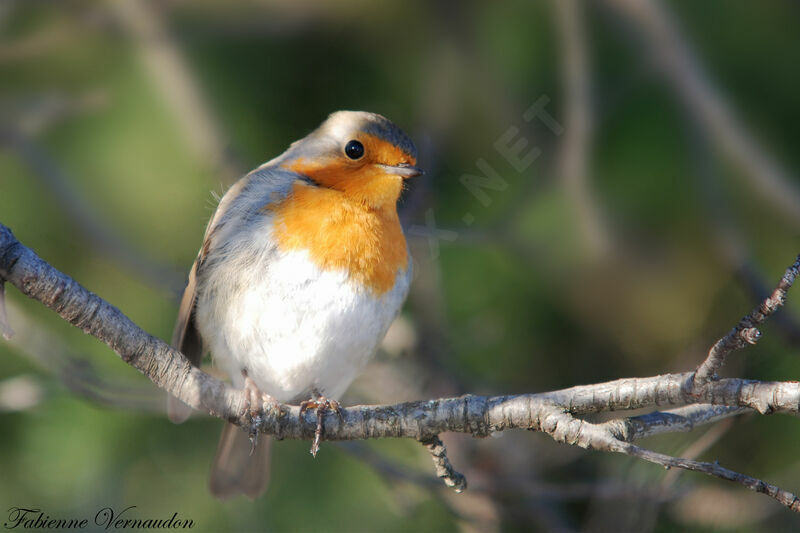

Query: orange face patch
<box><xmin>266</xmin><ymin>182</ymin><xmax>409</xmax><ymax>295</ymax></box>
<box><xmin>282</xmin><ymin>133</ymin><xmax>416</xmax><ymax>210</ymax></box>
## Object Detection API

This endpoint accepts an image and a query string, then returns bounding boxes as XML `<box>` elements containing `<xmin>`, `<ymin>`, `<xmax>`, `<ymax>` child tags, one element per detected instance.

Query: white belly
<box><xmin>195</xmin><ymin>242</ymin><xmax>410</xmax><ymax>403</ymax></box>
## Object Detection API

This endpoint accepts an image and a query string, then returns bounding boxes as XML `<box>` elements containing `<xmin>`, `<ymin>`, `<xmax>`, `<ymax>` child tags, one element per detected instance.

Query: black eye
<box><xmin>344</xmin><ymin>140</ymin><xmax>364</xmax><ymax>160</ymax></box>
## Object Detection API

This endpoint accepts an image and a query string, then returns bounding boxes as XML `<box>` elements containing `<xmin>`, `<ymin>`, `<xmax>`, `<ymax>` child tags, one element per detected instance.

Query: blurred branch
<box><xmin>604</xmin><ymin>0</ymin><xmax>800</xmax><ymax>226</ymax></box>
<box><xmin>0</xmin><ymin>4</ymin><xmax>110</xmax><ymax>63</ymax></box>
<box><xmin>108</xmin><ymin>0</ymin><xmax>244</xmax><ymax>184</ymax></box>
<box><xmin>683</xmin><ymin>114</ymin><xmax>800</xmax><ymax>349</ymax></box>
<box><xmin>634</xmin><ymin>415</ymin><xmax>738</xmax><ymax>533</ymax></box>
<box><xmin>2</xmin><ymin>222</ymin><xmax>799</xmax><ymax>511</ymax></box>
<box><xmin>4</xmin><ymin>298</ymin><xmax>165</xmax><ymax>412</ymax></box>
<box><xmin>0</xmin><ymin>19</ymin><xmax>73</xmax><ymax>63</ymax></box>
<box><xmin>552</xmin><ymin>0</ymin><xmax>612</xmax><ymax>259</ymax></box>
<box><xmin>1</xmin><ymin>90</ymin><xmax>109</xmax><ymax>137</ymax></box>
<box><xmin>0</xmin><ymin>129</ymin><xmax>185</xmax><ymax>295</ymax></box>
<box><xmin>0</xmin><ymin>281</ymin><xmax>12</xmax><ymax>340</ymax></box>
<box><xmin>662</xmin><ymin>415</ymin><xmax>737</xmax><ymax>489</ymax></box>
<box><xmin>337</xmin><ymin>441</ymin><xmax>442</xmax><ymax>489</ymax></box>
<box><xmin>0</xmin><ymin>89</ymin><xmax>186</xmax><ymax>295</ymax></box>
<box><xmin>0</xmin><ymin>375</ymin><xmax>44</xmax><ymax>412</ymax></box>
<box><xmin>337</xmin><ymin>441</ymin><xmax>503</xmax><ymax>531</ymax></box>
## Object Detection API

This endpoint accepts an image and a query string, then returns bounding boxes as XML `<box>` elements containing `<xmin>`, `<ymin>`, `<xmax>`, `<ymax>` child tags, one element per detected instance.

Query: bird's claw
<box><xmin>299</xmin><ymin>393</ymin><xmax>343</xmax><ymax>457</ymax></box>
<box><xmin>239</xmin><ymin>370</ymin><xmax>280</xmax><ymax>454</ymax></box>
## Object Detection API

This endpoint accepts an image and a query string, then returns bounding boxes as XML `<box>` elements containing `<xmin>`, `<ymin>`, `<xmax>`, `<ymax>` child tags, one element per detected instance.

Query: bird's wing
<box><xmin>167</xmin><ymin>175</ymin><xmax>255</xmax><ymax>422</ymax></box>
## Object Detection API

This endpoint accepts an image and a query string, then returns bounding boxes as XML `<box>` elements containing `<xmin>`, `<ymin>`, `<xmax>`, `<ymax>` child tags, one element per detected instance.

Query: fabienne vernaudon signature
<box><xmin>4</xmin><ymin>507</ymin><xmax>194</xmax><ymax>530</ymax></box>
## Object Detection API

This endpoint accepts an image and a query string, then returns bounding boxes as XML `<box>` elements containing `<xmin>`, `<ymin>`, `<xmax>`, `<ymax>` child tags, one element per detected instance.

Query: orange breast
<box><xmin>266</xmin><ymin>182</ymin><xmax>408</xmax><ymax>295</ymax></box>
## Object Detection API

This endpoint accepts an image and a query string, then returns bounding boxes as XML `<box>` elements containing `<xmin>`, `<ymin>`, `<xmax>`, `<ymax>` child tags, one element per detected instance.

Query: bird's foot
<box><xmin>240</xmin><ymin>370</ymin><xmax>280</xmax><ymax>454</ymax></box>
<box><xmin>299</xmin><ymin>391</ymin><xmax>343</xmax><ymax>457</ymax></box>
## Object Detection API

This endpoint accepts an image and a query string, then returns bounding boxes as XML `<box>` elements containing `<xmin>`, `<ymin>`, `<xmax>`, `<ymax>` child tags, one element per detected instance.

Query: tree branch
<box><xmin>2</xmin><ymin>221</ymin><xmax>800</xmax><ymax>511</ymax></box>
<box><xmin>601</xmin><ymin>404</ymin><xmax>747</xmax><ymax>442</ymax></box>
<box><xmin>421</xmin><ymin>436</ymin><xmax>468</xmax><ymax>493</ymax></box>
<box><xmin>693</xmin><ymin>255</ymin><xmax>800</xmax><ymax>385</ymax></box>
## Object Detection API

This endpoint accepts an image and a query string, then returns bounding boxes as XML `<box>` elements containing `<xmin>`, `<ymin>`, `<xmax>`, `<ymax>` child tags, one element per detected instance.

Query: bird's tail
<box><xmin>209</xmin><ymin>423</ymin><xmax>272</xmax><ymax>500</ymax></box>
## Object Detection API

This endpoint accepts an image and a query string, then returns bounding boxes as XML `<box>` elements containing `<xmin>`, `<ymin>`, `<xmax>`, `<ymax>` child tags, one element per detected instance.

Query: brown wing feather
<box><xmin>167</xmin><ymin>258</ymin><xmax>204</xmax><ymax>422</ymax></box>
<box><xmin>171</xmin><ymin>259</ymin><xmax>202</xmax><ymax>361</ymax></box>
<box><xmin>167</xmin><ymin>175</ymin><xmax>255</xmax><ymax>423</ymax></box>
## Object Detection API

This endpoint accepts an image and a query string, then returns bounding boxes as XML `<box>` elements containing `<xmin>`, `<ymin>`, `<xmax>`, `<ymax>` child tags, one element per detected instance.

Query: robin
<box><xmin>168</xmin><ymin>111</ymin><xmax>421</xmax><ymax>499</ymax></box>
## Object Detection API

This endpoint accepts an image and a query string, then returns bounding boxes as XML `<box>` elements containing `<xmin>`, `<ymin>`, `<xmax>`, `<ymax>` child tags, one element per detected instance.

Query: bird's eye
<box><xmin>344</xmin><ymin>140</ymin><xmax>365</xmax><ymax>160</ymax></box>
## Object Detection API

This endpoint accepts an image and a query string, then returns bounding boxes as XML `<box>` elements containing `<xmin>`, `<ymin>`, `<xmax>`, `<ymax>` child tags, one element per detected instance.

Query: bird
<box><xmin>168</xmin><ymin>110</ymin><xmax>421</xmax><ymax>499</ymax></box>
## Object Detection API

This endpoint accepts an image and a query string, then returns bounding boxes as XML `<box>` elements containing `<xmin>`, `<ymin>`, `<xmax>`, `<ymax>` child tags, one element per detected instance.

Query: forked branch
<box><xmin>1</xmin><ymin>222</ymin><xmax>799</xmax><ymax>511</ymax></box>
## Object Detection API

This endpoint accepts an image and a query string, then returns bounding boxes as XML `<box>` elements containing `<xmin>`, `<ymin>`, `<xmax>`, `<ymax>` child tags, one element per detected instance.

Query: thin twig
<box><xmin>602</xmin><ymin>404</ymin><xmax>746</xmax><ymax>442</ymax></box>
<box><xmin>539</xmin><ymin>408</ymin><xmax>800</xmax><ymax>513</ymax></box>
<box><xmin>661</xmin><ymin>416</ymin><xmax>737</xmax><ymax>489</ymax></box>
<box><xmin>421</xmin><ymin>435</ymin><xmax>467</xmax><ymax>493</ymax></box>
<box><xmin>623</xmin><ymin>444</ymin><xmax>800</xmax><ymax>512</ymax></box>
<box><xmin>682</xmin><ymin>110</ymin><xmax>800</xmax><ymax>350</ymax></box>
<box><xmin>693</xmin><ymin>254</ymin><xmax>800</xmax><ymax>385</ymax></box>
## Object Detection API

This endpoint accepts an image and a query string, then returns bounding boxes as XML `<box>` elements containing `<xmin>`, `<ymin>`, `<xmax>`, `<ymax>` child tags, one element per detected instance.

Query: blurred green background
<box><xmin>2</xmin><ymin>1</ymin><xmax>800</xmax><ymax>531</ymax></box>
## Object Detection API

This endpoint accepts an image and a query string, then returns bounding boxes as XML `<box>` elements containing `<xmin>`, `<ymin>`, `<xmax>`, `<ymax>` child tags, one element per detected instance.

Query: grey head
<box><xmin>266</xmin><ymin>111</ymin><xmax>420</xmax><ymax>175</ymax></box>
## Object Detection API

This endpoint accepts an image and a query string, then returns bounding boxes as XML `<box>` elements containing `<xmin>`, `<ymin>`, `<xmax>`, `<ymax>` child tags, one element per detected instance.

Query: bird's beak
<box><xmin>379</xmin><ymin>163</ymin><xmax>424</xmax><ymax>178</ymax></box>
